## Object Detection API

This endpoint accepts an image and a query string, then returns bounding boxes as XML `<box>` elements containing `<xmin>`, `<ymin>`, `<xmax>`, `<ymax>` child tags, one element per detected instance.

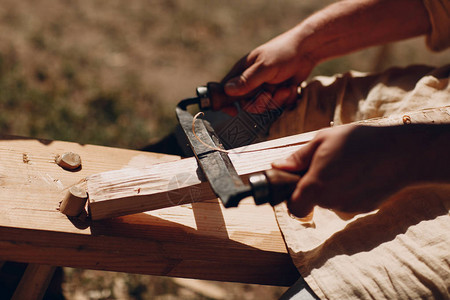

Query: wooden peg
<box><xmin>56</xmin><ymin>152</ymin><xmax>82</xmax><ymax>170</ymax></box>
<box><xmin>59</xmin><ymin>184</ymin><xmax>88</xmax><ymax>217</ymax></box>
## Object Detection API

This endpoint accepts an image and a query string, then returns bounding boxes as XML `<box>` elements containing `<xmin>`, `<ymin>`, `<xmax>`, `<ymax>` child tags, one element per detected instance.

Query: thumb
<box><xmin>272</xmin><ymin>138</ymin><xmax>321</xmax><ymax>172</ymax></box>
<box><xmin>224</xmin><ymin>62</ymin><xmax>270</xmax><ymax>96</ymax></box>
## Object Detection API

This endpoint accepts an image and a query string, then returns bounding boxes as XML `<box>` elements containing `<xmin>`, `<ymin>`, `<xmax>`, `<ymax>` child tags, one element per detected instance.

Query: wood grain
<box><xmin>0</xmin><ymin>136</ymin><xmax>298</xmax><ymax>286</ymax></box>
<box><xmin>87</xmin><ymin>131</ymin><xmax>317</xmax><ymax>220</ymax></box>
<box><xmin>87</xmin><ymin>105</ymin><xmax>450</xmax><ymax>220</ymax></box>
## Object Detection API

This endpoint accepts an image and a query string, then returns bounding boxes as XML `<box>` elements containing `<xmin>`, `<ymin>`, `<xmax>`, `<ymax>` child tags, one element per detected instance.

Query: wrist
<box><xmin>290</xmin><ymin>21</ymin><xmax>322</xmax><ymax>66</ymax></box>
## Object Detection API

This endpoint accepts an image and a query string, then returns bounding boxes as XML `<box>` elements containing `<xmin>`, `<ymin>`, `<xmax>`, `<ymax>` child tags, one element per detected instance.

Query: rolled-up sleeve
<box><xmin>422</xmin><ymin>0</ymin><xmax>450</xmax><ymax>51</ymax></box>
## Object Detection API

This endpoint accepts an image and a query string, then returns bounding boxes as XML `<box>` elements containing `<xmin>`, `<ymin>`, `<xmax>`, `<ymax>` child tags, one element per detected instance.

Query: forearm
<box><xmin>292</xmin><ymin>0</ymin><xmax>431</xmax><ymax>64</ymax></box>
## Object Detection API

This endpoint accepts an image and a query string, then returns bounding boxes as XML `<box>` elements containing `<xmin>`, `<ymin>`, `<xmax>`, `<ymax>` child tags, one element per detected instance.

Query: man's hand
<box><xmin>219</xmin><ymin>0</ymin><xmax>430</xmax><ymax>114</ymax></box>
<box><xmin>222</xmin><ymin>29</ymin><xmax>316</xmax><ymax>112</ymax></box>
<box><xmin>271</xmin><ymin>125</ymin><xmax>439</xmax><ymax>217</ymax></box>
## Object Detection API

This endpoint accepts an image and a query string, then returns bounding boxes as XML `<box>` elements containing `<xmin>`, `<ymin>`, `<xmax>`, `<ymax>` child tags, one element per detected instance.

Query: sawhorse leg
<box><xmin>11</xmin><ymin>264</ymin><xmax>56</xmax><ymax>300</ymax></box>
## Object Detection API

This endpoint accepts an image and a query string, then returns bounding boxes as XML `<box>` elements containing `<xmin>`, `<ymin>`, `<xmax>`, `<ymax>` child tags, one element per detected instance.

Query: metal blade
<box><xmin>176</xmin><ymin>106</ymin><xmax>251</xmax><ymax>207</ymax></box>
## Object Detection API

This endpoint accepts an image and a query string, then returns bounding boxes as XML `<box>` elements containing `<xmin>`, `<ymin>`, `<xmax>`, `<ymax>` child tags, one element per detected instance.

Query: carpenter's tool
<box><xmin>176</xmin><ymin>82</ymin><xmax>302</xmax><ymax>208</ymax></box>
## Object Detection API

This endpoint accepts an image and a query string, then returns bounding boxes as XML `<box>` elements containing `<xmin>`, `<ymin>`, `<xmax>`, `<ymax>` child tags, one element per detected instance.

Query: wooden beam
<box><xmin>0</xmin><ymin>136</ymin><xmax>298</xmax><ymax>286</ymax></box>
<box><xmin>87</xmin><ymin>106</ymin><xmax>450</xmax><ymax>220</ymax></box>
<box><xmin>11</xmin><ymin>264</ymin><xmax>56</xmax><ymax>300</ymax></box>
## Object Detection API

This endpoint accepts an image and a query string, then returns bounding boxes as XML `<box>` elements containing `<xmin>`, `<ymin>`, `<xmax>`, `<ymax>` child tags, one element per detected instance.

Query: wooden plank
<box><xmin>87</xmin><ymin>131</ymin><xmax>317</xmax><ymax>220</ymax></box>
<box><xmin>11</xmin><ymin>264</ymin><xmax>56</xmax><ymax>300</ymax></box>
<box><xmin>87</xmin><ymin>106</ymin><xmax>450</xmax><ymax>220</ymax></box>
<box><xmin>0</xmin><ymin>136</ymin><xmax>299</xmax><ymax>286</ymax></box>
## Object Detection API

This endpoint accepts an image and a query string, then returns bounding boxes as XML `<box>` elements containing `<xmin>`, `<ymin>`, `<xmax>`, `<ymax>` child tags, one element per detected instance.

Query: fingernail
<box><xmin>272</xmin><ymin>156</ymin><xmax>299</xmax><ymax>171</ymax></box>
<box><xmin>271</xmin><ymin>158</ymin><xmax>288</xmax><ymax>168</ymax></box>
<box><xmin>225</xmin><ymin>78</ymin><xmax>240</xmax><ymax>93</ymax></box>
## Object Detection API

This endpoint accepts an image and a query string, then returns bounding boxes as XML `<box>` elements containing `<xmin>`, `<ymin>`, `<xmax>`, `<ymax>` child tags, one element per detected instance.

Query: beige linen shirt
<box><xmin>272</xmin><ymin>1</ymin><xmax>450</xmax><ymax>299</ymax></box>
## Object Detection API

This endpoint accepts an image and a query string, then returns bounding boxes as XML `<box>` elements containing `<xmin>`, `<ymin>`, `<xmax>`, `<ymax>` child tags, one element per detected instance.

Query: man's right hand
<box><xmin>272</xmin><ymin>124</ymin><xmax>450</xmax><ymax>218</ymax></box>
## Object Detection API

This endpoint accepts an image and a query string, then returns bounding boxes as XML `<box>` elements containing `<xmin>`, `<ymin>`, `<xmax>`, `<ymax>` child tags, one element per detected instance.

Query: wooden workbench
<box><xmin>5</xmin><ymin>105</ymin><xmax>448</xmax><ymax>297</ymax></box>
<box><xmin>0</xmin><ymin>136</ymin><xmax>299</xmax><ymax>287</ymax></box>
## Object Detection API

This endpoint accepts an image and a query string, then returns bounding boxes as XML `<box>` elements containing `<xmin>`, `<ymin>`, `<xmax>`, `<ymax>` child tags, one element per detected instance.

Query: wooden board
<box><xmin>0</xmin><ymin>136</ymin><xmax>298</xmax><ymax>286</ymax></box>
<box><xmin>87</xmin><ymin>106</ymin><xmax>450</xmax><ymax>220</ymax></box>
<box><xmin>87</xmin><ymin>131</ymin><xmax>317</xmax><ymax>220</ymax></box>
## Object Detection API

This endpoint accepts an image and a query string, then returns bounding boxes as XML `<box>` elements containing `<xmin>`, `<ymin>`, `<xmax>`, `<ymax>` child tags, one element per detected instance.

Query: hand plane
<box><xmin>176</xmin><ymin>82</ymin><xmax>302</xmax><ymax>208</ymax></box>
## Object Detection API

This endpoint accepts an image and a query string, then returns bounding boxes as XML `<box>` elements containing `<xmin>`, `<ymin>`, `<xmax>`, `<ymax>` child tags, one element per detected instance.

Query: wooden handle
<box><xmin>206</xmin><ymin>82</ymin><xmax>240</xmax><ymax>111</ymax></box>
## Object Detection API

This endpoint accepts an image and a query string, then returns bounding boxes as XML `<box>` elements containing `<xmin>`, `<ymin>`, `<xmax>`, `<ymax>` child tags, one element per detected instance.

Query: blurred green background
<box><xmin>1</xmin><ymin>0</ymin><xmax>448</xmax><ymax>299</ymax></box>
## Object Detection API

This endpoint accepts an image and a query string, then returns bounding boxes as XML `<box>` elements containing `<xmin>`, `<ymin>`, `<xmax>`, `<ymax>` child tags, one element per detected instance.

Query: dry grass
<box><xmin>1</xmin><ymin>0</ymin><xmax>449</xmax><ymax>299</ymax></box>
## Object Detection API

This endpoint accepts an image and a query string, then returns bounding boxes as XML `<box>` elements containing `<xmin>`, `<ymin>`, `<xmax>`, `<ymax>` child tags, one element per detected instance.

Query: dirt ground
<box><xmin>62</xmin><ymin>268</ymin><xmax>287</xmax><ymax>300</ymax></box>
<box><xmin>0</xmin><ymin>0</ymin><xmax>449</xmax><ymax>299</ymax></box>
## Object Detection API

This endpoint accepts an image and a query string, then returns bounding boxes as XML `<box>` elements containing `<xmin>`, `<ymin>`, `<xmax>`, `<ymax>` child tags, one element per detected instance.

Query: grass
<box><xmin>0</xmin><ymin>0</ymin><xmax>449</xmax><ymax>299</ymax></box>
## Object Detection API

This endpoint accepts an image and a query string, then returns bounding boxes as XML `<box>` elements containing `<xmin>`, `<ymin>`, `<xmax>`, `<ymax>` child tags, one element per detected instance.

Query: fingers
<box><xmin>272</xmin><ymin>138</ymin><xmax>323</xmax><ymax>218</ymax></box>
<box><xmin>273</xmin><ymin>85</ymin><xmax>298</xmax><ymax>108</ymax></box>
<box><xmin>221</xmin><ymin>84</ymin><xmax>296</xmax><ymax>115</ymax></box>
<box><xmin>272</xmin><ymin>138</ymin><xmax>322</xmax><ymax>172</ymax></box>
<box><xmin>242</xmin><ymin>89</ymin><xmax>280</xmax><ymax>114</ymax></box>
<box><xmin>220</xmin><ymin>54</ymin><xmax>253</xmax><ymax>84</ymax></box>
<box><xmin>225</xmin><ymin>61</ymin><xmax>272</xmax><ymax>97</ymax></box>
<box><xmin>288</xmin><ymin>173</ymin><xmax>320</xmax><ymax>218</ymax></box>
<box><xmin>288</xmin><ymin>188</ymin><xmax>315</xmax><ymax>218</ymax></box>
<box><xmin>240</xmin><ymin>84</ymin><xmax>298</xmax><ymax>114</ymax></box>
